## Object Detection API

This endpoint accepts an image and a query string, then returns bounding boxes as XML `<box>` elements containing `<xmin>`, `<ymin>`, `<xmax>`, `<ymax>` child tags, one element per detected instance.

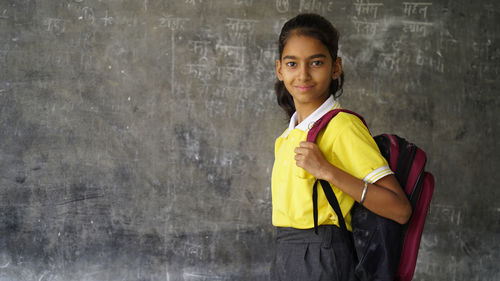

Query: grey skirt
<box><xmin>271</xmin><ymin>225</ymin><xmax>358</xmax><ymax>281</ymax></box>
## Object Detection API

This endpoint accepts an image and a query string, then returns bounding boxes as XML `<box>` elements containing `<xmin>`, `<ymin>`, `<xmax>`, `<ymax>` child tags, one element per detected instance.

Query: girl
<box><xmin>270</xmin><ymin>14</ymin><xmax>412</xmax><ymax>281</ymax></box>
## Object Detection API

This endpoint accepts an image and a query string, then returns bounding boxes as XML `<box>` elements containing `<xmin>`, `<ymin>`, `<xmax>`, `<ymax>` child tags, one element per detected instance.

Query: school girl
<box><xmin>270</xmin><ymin>14</ymin><xmax>412</xmax><ymax>281</ymax></box>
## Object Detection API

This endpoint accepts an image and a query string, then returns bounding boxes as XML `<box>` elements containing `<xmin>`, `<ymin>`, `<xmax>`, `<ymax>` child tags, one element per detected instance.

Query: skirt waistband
<box><xmin>275</xmin><ymin>225</ymin><xmax>346</xmax><ymax>247</ymax></box>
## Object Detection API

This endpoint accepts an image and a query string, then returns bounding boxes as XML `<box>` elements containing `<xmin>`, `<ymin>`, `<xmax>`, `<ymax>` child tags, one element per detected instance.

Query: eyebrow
<box><xmin>282</xmin><ymin>54</ymin><xmax>327</xmax><ymax>60</ymax></box>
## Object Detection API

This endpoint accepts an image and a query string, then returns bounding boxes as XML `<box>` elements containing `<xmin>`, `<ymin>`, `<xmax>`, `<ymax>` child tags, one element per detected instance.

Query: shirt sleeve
<box><xmin>332</xmin><ymin>114</ymin><xmax>393</xmax><ymax>183</ymax></box>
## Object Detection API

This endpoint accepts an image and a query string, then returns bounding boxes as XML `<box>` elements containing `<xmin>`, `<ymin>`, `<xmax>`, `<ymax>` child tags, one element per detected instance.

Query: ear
<box><xmin>276</xmin><ymin>59</ymin><xmax>283</xmax><ymax>81</ymax></box>
<box><xmin>331</xmin><ymin>57</ymin><xmax>342</xmax><ymax>80</ymax></box>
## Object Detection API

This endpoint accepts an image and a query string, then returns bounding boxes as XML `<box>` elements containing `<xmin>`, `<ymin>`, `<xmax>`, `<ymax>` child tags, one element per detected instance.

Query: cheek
<box><xmin>281</xmin><ymin>72</ymin><xmax>295</xmax><ymax>83</ymax></box>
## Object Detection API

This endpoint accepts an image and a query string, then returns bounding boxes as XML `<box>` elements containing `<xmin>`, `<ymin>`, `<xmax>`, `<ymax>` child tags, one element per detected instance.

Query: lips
<box><xmin>295</xmin><ymin>85</ymin><xmax>314</xmax><ymax>91</ymax></box>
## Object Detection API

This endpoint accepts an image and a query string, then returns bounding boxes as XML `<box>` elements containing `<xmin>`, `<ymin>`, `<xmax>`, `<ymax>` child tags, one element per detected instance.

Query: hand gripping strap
<box><xmin>309</xmin><ymin>109</ymin><xmax>367</xmax><ymax>235</ymax></box>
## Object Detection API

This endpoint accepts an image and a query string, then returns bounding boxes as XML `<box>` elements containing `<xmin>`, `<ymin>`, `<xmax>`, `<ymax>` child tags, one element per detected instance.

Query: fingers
<box><xmin>294</xmin><ymin>153</ymin><xmax>308</xmax><ymax>169</ymax></box>
<box><xmin>294</xmin><ymin>151</ymin><xmax>306</xmax><ymax>160</ymax></box>
<box><xmin>294</xmin><ymin>142</ymin><xmax>317</xmax><ymax>166</ymax></box>
<box><xmin>294</xmin><ymin>142</ymin><xmax>315</xmax><ymax>154</ymax></box>
<box><xmin>298</xmin><ymin>141</ymin><xmax>314</xmax><ymax>148</ymax></box>
<box><xmin>294</xmin><ymin>145</ymin><xmax>308</xmax><ymax>167</ymax></box>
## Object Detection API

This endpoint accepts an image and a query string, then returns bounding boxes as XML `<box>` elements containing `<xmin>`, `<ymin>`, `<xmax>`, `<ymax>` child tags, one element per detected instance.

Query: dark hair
<box><xmin>275</xmin><ymin>13</ymin><xmax>344</xmax><ymax>118</ymax></box>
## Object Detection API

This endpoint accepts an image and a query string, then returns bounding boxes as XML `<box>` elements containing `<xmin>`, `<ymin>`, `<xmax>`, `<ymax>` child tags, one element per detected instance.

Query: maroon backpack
<box><xmin>307</xmin><ymin>109</ymin><xmax>435</xmax><ymax>281</ymax></box>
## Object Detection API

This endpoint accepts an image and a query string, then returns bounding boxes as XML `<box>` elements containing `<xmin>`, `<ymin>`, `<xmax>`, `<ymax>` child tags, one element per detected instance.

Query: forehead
<box><xmin>282</xmin><ymin>33</ymin><xmax>331</xmax><ymax>59</ymax></box>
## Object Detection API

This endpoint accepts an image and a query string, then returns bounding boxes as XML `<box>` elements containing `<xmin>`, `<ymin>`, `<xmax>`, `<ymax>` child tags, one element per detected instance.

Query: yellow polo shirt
<box><xmin>271</xmin><ymin>96</ymin><xmax>393</xmax><ymax>231</ymax></box>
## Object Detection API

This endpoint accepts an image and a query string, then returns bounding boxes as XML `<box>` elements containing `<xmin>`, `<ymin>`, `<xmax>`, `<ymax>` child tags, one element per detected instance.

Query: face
<box><xmin>276</xmin><ymin>33</ymin><xmax>342</xmax><ymax>110</ymax></box>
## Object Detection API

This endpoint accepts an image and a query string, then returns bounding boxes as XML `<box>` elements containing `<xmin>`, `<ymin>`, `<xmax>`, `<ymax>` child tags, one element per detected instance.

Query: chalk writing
<box><xmin>352</xmin><ymin>19</ymin><xmax>378</xmax><ymax>35</ymax></box>
<box><xmin>184</xmin><ymin>242</ymin><xmax>205</xmax><ymax>260</ymax></box>
<box><xmin>211</xmin><ymin>148</ymin><xmax>239</xmax><ymax>168</ymax></box>
<box><xmin>0</xmin><ymin>261</ymin><xmax>9</xmax><ymax>269</ymax></box>
<box><xmin>257</xmin><ymin>45</ymin><xmax>278</xmax><ymax>66</ymax></box>
<box><xmin>416</xmin><ymin>254</ymin><xmax>457</xmax><ymax>280</ymax></box>
<box><xmin>403</xmin><ymin>2</ymin><xmax>432</xmax><ymax>19</ymax></box>
<box><xmin>40</xmin><ymin>51</ymin><xmax>72</xmax><ymax>69</ymax></box>
<box><xmin>183</xmin><ymin>272</ymin><xmax>226</xmax><ymax>281</ymax></box>
<box><xmin>188</xmin><ymin>40</ymin><xmax>211</xmax><ymax>59</ymax></box>
<box><xmin>216</xmin><ymin>66</ymin><xmax>247</xmax><ymax>85</ymax></box>
<box><xmin>0</xmin><ymin>9</ymin><xmax>7</xmax><ymax>19</ymax></box>
<box><xmin>276</xmin><ymin>0</ymin><xmax>290</xmax><ymax>13</ymax></box>
<box><xmin>184</xmin><ymin>43</ymin><xmax>249</xmax><ymax>84</ymax></box>
<box><xmin>100</xmin><ymin>10</ymin><xmax>113</xmax><ymax>27</ymax></box>
<box><xmin>216</xmin><ymin>44</ymin><xmax>246</xmax><ymax>66</ymax></box>
<box><xmin>225</xmin><ymin>18</ymin><xmax>258</xmax><ymax>34</ymax></box>
<box><xmin>44</xmin><ymin>18</ymin><xmax>65</xmax><ymax>34</ymax></box>
<box><xmin>171</xmin><ymin>82</ymin><xmax>192</xmax><ymax>100</ymax></box>
<box><xmin>122</xmin><ymin>16</ymin><xmax>140</xmax><ymax>27</ymax></box>
<box><xmin>299</xmin><ymin>0</ymin><xmax>334</xmax><ymax>13</ymax></box>
<box><xmin>183</xmin><ymin>61</ymin><xmax>213</xmax><ymax>83</ymax></box>
<box><xmin>185</xmin><ymin>0</ymin><xmax>204</xmax><ymax>5</ymax></box>
<box><xmin>234</xmin><ymin>0</ymin><xmax>254</xmax><ymax>6</ymax></box>
<box><xmin>438</xmin><ymin>36</ymin><xmax>458</xmax><ymax>53</ymax></box>
<box><xmin>401</xmin><ymin>2</ymin><xmax>433</xmax><ymax>36</ymax></box>
<box><xmin>402</xmin><ymin>20</ymin><xmax>433</xmax><ymax>36</ymax></box>
<box><xmin>80</xmin><ymin>53</ymin><xmax>94</xmax><ymax>71</ymax></box>
<box><xmin>80</xmin><ymin>7</ymin><xmax>95</xmax><ymax>24</ymax></box>
<box><xmin>354</xmin><ymin>0</ymin><xmax>384</xmax><ymax>19</ymax></box>
<box><xmin>472</xmin><ymin>62</ymin><xmax>499</xmax><ymax>83</ymax></box>
<box><xmin>179</xmin><ymin>129</ymin><xmax>201</xmax><ymax>162</ymax></box>
<box><xmin>379</xmin><ymin>52</ymin><xmax>410</xmax><ymax>73</ymax></box>
<box><xmin>471</xmin><ymin>40</ymin><xmax>499</xmax><ymax>81</ymax></box>
<box><xmin>204</xmin><ymin>98</ymin><xmax>227</xmax><ymax>119</ymax></box>
<box><xmin>428</xmin><ymin>204</ymin><xmax>463</xmax><ymax>226</ymax></box>
<box><xmin>224</xmin><ymin>18</ymin><xmax>258</xmax><ymax>43</ymax></box>
<box><xmin>415</xmin><ymin>49</ymin><xmax>444</xmax><ymax>72</ymax></box>
<box><xmin>420</xmin><ymin>233</ymin><xmax>439</xmax><ymax>248</ymax></box>
<box><xmin>472</xmin><ymin>40</ymin><xmax>494</xmax><ymax>61</ymax></box>
<box><xmin>159</xmin><ymin>15</ymin><xmax>190</xmax><ymax>31</ymax></box>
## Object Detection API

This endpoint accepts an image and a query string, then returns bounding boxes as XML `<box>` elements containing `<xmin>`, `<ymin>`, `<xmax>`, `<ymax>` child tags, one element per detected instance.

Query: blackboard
<box><xmin>0</xmin><ymin>0</ymin><xmax>498</xmax><ymax>280</ymax></box>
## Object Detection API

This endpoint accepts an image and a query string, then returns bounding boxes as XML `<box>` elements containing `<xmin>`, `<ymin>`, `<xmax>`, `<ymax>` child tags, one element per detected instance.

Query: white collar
<box><xmin>283</xmin><ymin>95</ymin><xmax>341</xmax><ymax>137</ymax></box>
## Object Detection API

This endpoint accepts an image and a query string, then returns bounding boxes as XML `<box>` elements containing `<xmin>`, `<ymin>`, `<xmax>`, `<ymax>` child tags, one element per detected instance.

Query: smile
<box><xmin>295</xmin><ymin>85</ymin><xmax>314</xmax><ymax>91</ymax></box>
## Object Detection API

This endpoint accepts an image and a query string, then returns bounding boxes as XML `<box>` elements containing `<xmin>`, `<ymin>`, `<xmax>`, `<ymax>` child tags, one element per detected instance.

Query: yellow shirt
<box><xmin>271</xmin><ymin>96</ymin><xmax>393</xmax><ymax>231</ymax></box>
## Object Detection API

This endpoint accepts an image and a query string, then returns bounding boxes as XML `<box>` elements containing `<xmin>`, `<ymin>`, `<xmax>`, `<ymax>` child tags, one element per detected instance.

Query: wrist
<box><xmin>321</xmin><ymin>162</ymin><xmax>339</xmax><ymax>185</ymax></box>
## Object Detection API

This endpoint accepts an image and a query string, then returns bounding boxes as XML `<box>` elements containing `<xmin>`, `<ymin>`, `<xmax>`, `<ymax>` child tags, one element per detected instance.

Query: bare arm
<box><xmin>294</xmin><ymin>141</ymin><xmax>412</xmax><ymax>224</ymax></box>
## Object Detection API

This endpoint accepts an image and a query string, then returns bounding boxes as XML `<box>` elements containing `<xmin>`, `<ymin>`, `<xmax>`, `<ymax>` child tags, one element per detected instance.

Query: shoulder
<box><xmin>274</xmin><ymin>127</ymin><xmax>291</xmax><ymax>149</ymax></box>
<box><xmin>275</xmin><ymin>128</ymin><xmax>290</xmax><ymax>141</ymax></box>
<box><xmin>324</xmin><ymin>111</ymin><xmax>369</xmax><ymax>137</ymax></box>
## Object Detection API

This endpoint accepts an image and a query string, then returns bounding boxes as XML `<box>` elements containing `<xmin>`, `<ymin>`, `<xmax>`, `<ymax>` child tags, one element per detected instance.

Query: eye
<box><xmin>286</xmin><ymin>61</ymin><xmax>296</xmax><ymax>67</ymax></box>
<box><xmin>311</xmin><ymin>60</ymin><xmax>323</xmax><ymax>67</ymax></box>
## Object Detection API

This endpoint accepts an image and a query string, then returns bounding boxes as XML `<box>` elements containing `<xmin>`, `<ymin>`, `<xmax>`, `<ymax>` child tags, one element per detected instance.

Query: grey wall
<box><xmin>0</xmin><ymin>0</ymin><xmax>498</xmax><ymax>280</ymax></box>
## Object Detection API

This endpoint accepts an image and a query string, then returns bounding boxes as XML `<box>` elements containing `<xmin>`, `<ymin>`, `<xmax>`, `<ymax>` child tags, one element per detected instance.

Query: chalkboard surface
<box><xmin>0</xmin><ymin>0</ymin><xmax>498</xmax><ymax>280</ymax></box>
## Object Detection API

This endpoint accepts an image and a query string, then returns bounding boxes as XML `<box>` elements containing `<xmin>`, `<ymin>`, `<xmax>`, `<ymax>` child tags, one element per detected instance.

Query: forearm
<box><xmin>321</xmin><ymin>163</ymin><xmax>412</xmax><ymax>224</ymax></box>
<box><xmin>294</xmin><ymin>141</ymin><xmax>412</xmax><ymax>224</ymax></box>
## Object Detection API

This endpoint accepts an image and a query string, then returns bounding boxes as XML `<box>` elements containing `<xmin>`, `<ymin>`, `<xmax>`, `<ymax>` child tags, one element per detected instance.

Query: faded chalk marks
<box><xmin>402</xmin><ymin>2</ymin><xmax>434</xmax><ymax>36</ymax></box>
<box><xmin>299</xmin><ymin>0</ymin><xmax>335</xmax><ymax>13</ymax></box>
<box><xmin>351</xmin><ymin>0</ymin><xmax>385</xmax><ymax>36</ymax></box>
<box><xmin>403</xmin><ymin>2</ymin><xmax>432</xmax><ymax>19</ymax></box>
<box><xmin>354</xmin><ymin>1</ymin><xmax>383</xmax><ymax>19</ymax></box>
<box><xmin>428</xmin><ymin>203</ymin><xmax>463</xmax><ymax>226</ymax></box>
<box><xmin>224</xmin><ymin>17</ymin><xmax>259</xmax><ymax>44</ymax></box>
<box><xmin>276</xmin><ymin>0</ymin><xmax>290</xmax><ymax>13</ymax></box>
<box><xmin>43</xmin><ymin>17</ymin><xmax>65</xmax><ymax>34</ymax></box>
<box><xmin>1</xmin><ymin>1</ymin><xmax>499</xmax><ymax>280</ymax></box>
<box><xmin>159</xmin><ymin>15</ymin><xmax>190</xmax><ymax>31</ymax></box>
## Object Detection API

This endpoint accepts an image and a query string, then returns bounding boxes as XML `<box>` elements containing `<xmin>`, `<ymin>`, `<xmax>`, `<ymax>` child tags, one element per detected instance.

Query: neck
<box><xmin>294</xmin><ymin>97</ymin><xmax>329</xmax><ymax>124</ymax></box>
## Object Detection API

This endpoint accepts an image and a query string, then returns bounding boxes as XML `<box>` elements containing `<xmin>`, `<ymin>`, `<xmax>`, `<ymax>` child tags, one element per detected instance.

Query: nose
<box><xmin>298</xmin><ymin>64</ymin><xmax>311</xmax><ymax>81</ymax></box>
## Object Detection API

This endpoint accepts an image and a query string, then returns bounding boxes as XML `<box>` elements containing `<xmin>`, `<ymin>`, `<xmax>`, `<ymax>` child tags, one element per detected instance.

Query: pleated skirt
<box><xmin>271</xmin><ymin>225</ymin><xmax>358</xmax><ymax>281</ymax></box>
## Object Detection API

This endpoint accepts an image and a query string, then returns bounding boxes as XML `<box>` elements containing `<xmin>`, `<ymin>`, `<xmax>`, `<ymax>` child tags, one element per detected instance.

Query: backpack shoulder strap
<box><xmin>307</xmin><ymin>109</ymin><xmax>367</xmax><ymax>234</ymax></box>
<box><xmin>307</xmin><ymin>109</ymin><xmax>368</xmax><ymax>142</ymax></box>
